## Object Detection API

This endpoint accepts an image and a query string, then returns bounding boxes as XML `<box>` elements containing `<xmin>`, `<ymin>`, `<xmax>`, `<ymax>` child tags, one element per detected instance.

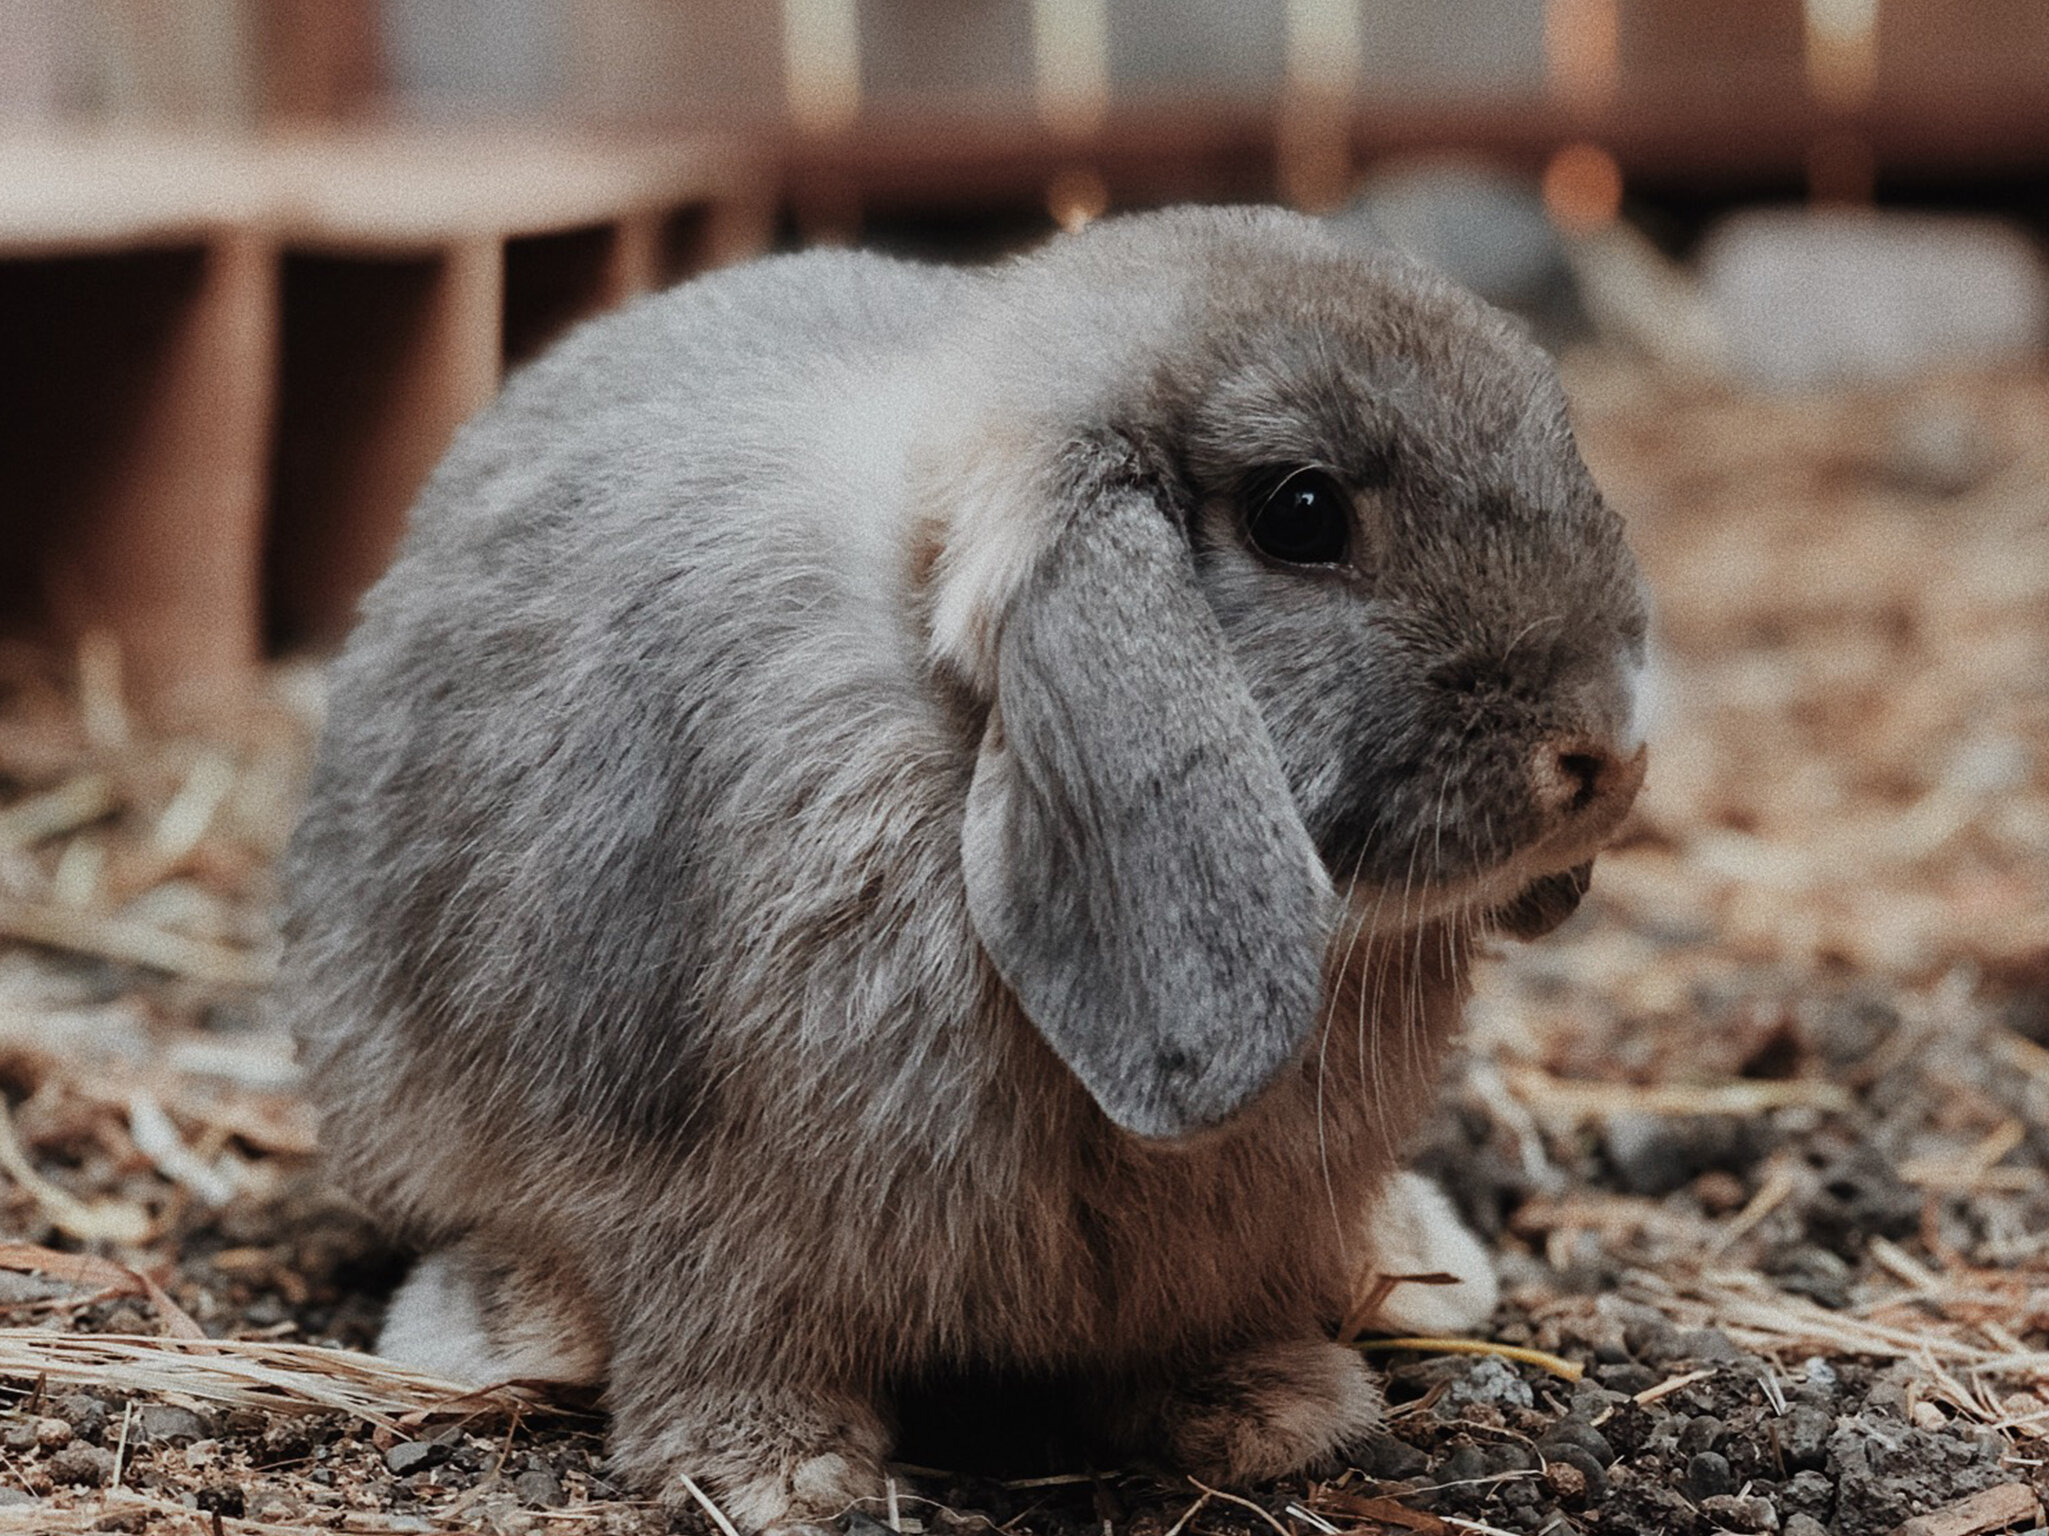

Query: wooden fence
<box><xmin>3</xmin><ymin>0</ymin><xmax>2046</xmax><ymax>709</ymax></box>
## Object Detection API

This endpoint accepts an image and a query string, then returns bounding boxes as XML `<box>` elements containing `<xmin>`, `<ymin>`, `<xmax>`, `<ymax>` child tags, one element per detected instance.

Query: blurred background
<box><xmin>3</xmin><ymin>0</ymin><xmax>2048</xmax><ymax>710</ymax></box>
<box><xmin>4</xmin><ymin>10</ymin><xmax>2049</xmax><ymax>1531</ymax></box>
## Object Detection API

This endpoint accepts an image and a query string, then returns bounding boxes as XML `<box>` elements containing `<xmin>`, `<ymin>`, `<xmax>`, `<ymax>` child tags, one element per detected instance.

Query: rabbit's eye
<box><xmin>1246</xmin><ymin>469</ymin><xmax>1351</xmax><ymax>566</ymax></box>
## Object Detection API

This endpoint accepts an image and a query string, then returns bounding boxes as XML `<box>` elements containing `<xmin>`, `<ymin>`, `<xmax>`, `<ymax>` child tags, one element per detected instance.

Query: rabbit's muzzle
<box><xmin>1316</xmin><ymin>703</ymin><xmax>1647</xmax><ymax>936</ymax></box>
<box><xmin>1486</xmin><ymin>738</ymin><xmax>1647</xmax><ymax>937</ymax></box>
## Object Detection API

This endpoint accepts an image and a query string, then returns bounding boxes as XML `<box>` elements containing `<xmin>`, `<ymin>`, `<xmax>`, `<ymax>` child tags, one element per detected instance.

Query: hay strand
<box><xmin>0</xmin><ymin>1330</ymin><xmax>542</xmax><ymax>1430</ymax></box>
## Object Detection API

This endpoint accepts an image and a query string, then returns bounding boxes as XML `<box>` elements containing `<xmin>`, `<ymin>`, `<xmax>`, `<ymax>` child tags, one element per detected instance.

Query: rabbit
<box><xmin>279</xmin><ymin>205</ymin><xmax>1647</xmax><ymax>1531</ymax></box>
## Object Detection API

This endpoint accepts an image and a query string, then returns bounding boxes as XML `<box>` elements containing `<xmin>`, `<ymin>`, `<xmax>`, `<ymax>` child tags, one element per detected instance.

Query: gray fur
<box><xmin>961</xmin><ymin>442</ymin><xmax>1331</xmax><ymax>1138</ymax></box>
<box><xmin>279</xmin><ymin>206</ymin><xmax>1646</xmax><ymax>1529</ymax></box>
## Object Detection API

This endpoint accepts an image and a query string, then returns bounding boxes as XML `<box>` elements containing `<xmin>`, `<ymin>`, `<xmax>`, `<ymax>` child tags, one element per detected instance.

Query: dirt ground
<box><xmin>1</xmin><ymin>355</ymin><xmax>2047</xmax><ymax>1536</ymax></box>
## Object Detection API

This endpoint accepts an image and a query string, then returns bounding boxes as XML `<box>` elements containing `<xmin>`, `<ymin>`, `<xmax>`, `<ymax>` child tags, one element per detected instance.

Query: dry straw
<box><xmin>0</xmin><ymin>1330</ymin><xmax>542</xmax><ymax>1431</ymax></box>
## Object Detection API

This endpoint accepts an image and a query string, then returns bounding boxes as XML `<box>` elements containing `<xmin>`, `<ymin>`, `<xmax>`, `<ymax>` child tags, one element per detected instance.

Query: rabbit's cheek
<box><xmin>917</xmin><ymin>424</ymin><xmax>1071</xmax><ymax>694</ymax></box>
<box><xmin>1304</xmin><ymin>652</ymin><xmax>1647</xmax><ymax>916</ymax></box>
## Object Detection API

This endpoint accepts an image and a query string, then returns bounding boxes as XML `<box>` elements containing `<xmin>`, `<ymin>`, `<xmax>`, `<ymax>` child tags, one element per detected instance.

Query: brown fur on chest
<box><xmin>913</xmin><ymin>927</ymin><xmax>1471</xmax><ymax>1380</ymax></box>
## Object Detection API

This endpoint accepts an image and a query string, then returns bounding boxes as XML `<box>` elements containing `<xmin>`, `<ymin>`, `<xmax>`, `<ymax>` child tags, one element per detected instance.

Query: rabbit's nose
<box><xmin>1531</xmin><ymin>737</ymin><xmax>1646</xmax><ymax>820</ymax></box>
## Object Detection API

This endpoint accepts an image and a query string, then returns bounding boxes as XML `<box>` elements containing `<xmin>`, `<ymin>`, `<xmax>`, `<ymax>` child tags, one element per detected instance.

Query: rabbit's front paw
<box><xmin>1154</xmin><ymin>1338</ymin><xmax>1383</xmax><ymax>1485</ymax></box>
<box><xmin>377</xmin><ymin>1243</ymin><xmax>607</xmax><ymax>1387</ymax></box>
<box><xmin>1356</xmin><ymin>1172</ymin><xmax>1499</xmax><ymax>1336</ymax></box>
<box><xmin>614</xmin><ymin>1387</ymin><xmax>890</xmax><ymax>1534</ymax></box>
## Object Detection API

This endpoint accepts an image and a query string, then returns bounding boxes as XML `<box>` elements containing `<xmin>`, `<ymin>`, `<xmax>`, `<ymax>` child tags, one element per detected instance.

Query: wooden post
<box><xmin>600</xmin><ymin>209</ymin><xmax>663</xmax><ymax>306</ymax></box>
<box><xmin>47</xmin><ymin>229</ymin><xmax>276</xmax><ymax>717</ymax></box>
<box><xmin>271</xmin><ymin>234</ymin><xmax>502</xmax><ymax>649</ymax></box>
<box><xmin>697</xmin><ymin>194</ymin><xmax>777</xmax><ymax>271</ymax></box>
<box><xmin>330</xmin><ymin>235</ymin><xmax>500</xmax><ymax>642</ymax></box>
<box><xmin>1278</xmin><ymin>0</ymin><xmax>1361</xmax><ymax>211</ymax></box>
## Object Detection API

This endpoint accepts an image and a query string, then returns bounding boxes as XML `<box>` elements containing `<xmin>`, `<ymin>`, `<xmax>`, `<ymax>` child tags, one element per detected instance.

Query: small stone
<box><xmin>1624</xmin><ymin>1319</ymin><xmax>1685</xmax><ymax>1363</ymax></box>
<box><xmin>1541</xmin><ymin>1418</ymin><xmax>1616</xmax><ymax>1467</ymax></box>
<box><xmin>1684</xmin><ymin>1449</ymin><xmax>1736</xmax><ymax>1500</ymax></box>
<box><xmin>1675</xmin><ymin>1328</ymin><xmax>1741</xmax><ymax>1364</ymax></box>
<box><xmin>0</xmin><ymin>1488</ymin><xmax>33</xmax><ymax>1507</ymax></box>
<box><xmin>1326</xmin><ymin>157</ymin><xmax>1579</xmax><ymax>338</ymax></box>
<box><xmin>196</xmin><ymin>1483</ymin><xmax>245</xmax><ymax>1518</ymax></box>
<box><xmin>51</xmin><ymin>1393</ymin><xmax>109</xmax><ymax>1443</ymax></box>
<box><xmin>1770</xmin><ymin>1246</ymin><xmax>1855</xmax><ymax>1310</ymax></box>
<box><xmin>512</xmin><ymin>1467</ymin><xmax>565</xmax><ymax>1508</ymax></box>
<box><xmin>99</xmin><ymin>1304</ymin><xmax>151</xmax><ymax>1336</ymax></box>
<box><xmin>248</xmin><ymin>1491</ymin><xmax>303</xmax><ymax>1522</ymax></box>
<box><xmin>1699</xmin><ymin>1492</ymin><xmax>1780</xmax><ymax>1533</ymax></box>
<box><xmin>0</xmin><ymin>1423</ymin><xmax>33</xmax><ymax>1453</ymax></box>
<box><xmin>1436</xmin><ymin>1443</ymin><xmax>1493</xmax><ymax>1485</ymax></box>
<box><xmin>450</xmin><ymin>1440</ymin><xmax>489</xmax><ymax>1473</ymax></box>
<box><xmin>1782</xmin><ymin>1468</ymin><xmax>1834</xmax><ymax>1523</ymax></box>
<box><xmin>1604</xmin><ymin>1114</ymin><xmax>1759</xmax><ymax>1198</ymax></box>
<box><xmin>1435</xmin><ymin>1355</ymin><xmax>1535</xmax><ymax>1414</ymax></box>
<box><xmin>1783</xmin><ymin>1516</ymin><xmax>1830</xmax><ymax>1536</ymax></box>
<box><xmin>1777</xmin><ymin>1404</ymin><xmax>1833</xmax><ymax>1470</ymax></box>
<box><xmin>383</xmin><ymin>1439</ymin><xmax>449</xmax><ymax>1477</ymax></box>
<box><xmin>1596</xmin><ymin>1361</ymin><xmax>1658</xmax><ymax>1395</ymax></box>
<box><xmin>1679</xmin><ymin>1414</ymin><xmax>1725</xmax><ymax>1454</ymax></box>
<box><xmin>1483</xmin><ymin>1442</ymin><xmax>1538</xmax><ymax>1475</ymax></box>
<box><xmin>1566</xmin><ymin>1380</ymin><xmax>1620</xmax><ymax>1421</ymax></box>
<box><xmin>134</xmin><ymin>1405</ymin><xmax>209</xmax><ymax>1446</ymax></box>
<box><xmin>1827</xmin><ymin>1417</ymin><xmax>2014</xmax><ymax>1534</ymax></box>
<box><xmin>1542</xmin><ymin>1458</ymin><xmax>1586</xmax><ymax>1501</ymax></box>
<box><xmin>34</xmin><ymin>1418</ymin><xmax>71</xmax><ymax>1450</ymax></box>
<box><xmin>47</xmin><ymin>1444</ymin><xmax>116</xmax><ymax>1487</ymax></box>
<box><xmin>1538</xmin><ymin>1442</ymin><xmax>1606</xmax><ymax>1501</ymax></box>
<box><xmin>1352</xmin><ymin>1432</ymin><xmax>1427</xmax><ymax>1481</ymax></box>
<box><xmin>1863</xmin><ymin>1374</ymin><xmax>1913</xmax><ymax>1417</ymax></box>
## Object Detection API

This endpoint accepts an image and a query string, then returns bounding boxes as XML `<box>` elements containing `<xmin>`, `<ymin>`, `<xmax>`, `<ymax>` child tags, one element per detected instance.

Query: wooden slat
<box><xmin>261</xmin><ymin>130</ymin><xmax>761</xmax><ymax>252</ymax></box>
<box><xmin>600</xmin><ymin>210</ymin><xmax>664</xmax><ymax>307</ymax></box>
<box><xmin>695</xmin><ymin>196</ymin><xmax>779</xmax><ymax>272</ymax></box>
<box><xmin>42</xmin><ymin>231</ymin><xmax>275</xmax><ymax>714</ymax></box>
<box><xmin>268</xmin><ymin>239</ymin><xmax>503</xmax><ymax>649</ymax></box>
<box><xmin>0</xmin><ymin>127</ymin><xmax>769</xmax><ymax>685</ymax></box>
<box><xmin>0</xmin><ymin>129</ymin><xmax>762</xmax><ymax>258</ymax></box>
<box><xmin>784</xmin><ymin>81</ymin><xmax>2049</xmax><ymax>214</ymax></box>
<box><xmin>0</xmin><ymin>133</ymin><xmax>263</xmax><ymax>257</ymax></box>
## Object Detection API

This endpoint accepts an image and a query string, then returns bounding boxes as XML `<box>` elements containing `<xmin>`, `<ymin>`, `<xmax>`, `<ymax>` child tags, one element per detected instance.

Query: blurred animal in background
<box><xmin>1326</xmin><ymin>154</ymin><xmax>1589</xmax><ymax>351</ymax></box>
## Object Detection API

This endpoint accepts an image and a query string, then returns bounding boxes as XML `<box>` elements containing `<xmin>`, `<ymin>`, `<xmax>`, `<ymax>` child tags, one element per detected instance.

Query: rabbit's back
<box><xmin>281</xmin><ymin>250</ymin><xmax>989</xmax><ymax>1221</ymax></box>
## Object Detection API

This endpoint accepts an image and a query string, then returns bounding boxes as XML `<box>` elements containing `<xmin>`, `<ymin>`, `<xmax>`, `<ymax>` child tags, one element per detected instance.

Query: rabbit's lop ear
<box><xmin>960</xmin><ymin>450</ymin><xmax>1334</xmax><ymax>1140</ymax></box>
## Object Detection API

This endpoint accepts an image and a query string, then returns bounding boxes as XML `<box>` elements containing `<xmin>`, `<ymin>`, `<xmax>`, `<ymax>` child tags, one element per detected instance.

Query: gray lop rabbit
<box><xmin>280</xmin><ymin>206</ymin><xmax>1647</xmax><ymax>1529</ymax></box>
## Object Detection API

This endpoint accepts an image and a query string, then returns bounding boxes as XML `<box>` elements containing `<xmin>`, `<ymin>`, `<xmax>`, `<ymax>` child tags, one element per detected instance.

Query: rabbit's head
<box><xmin>930</xmin><ymin>209</ymin><xmax>1646</xmax><ymax>1141</ymax></box>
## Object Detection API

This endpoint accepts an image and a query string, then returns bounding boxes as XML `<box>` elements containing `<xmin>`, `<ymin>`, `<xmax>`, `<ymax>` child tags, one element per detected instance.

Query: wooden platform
<box><xmin>0</xmin><ymin>129</ymin><xmax>770</xmax><ymax>715</ymax></box>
